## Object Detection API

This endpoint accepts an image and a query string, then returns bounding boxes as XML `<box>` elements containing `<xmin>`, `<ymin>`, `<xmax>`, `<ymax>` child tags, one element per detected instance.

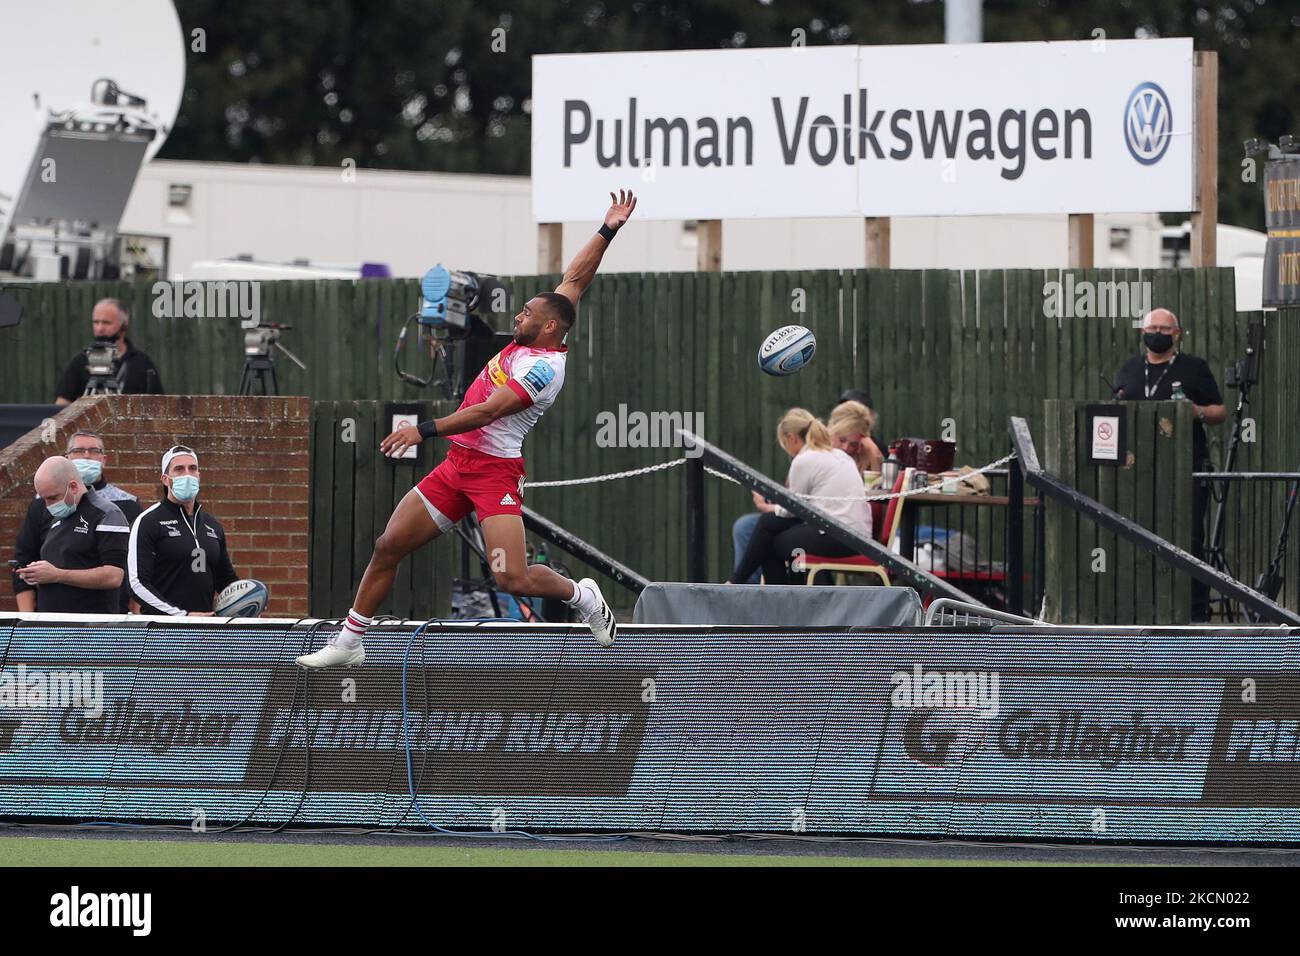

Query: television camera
<box><xmin>394</xmin><ymin>264</ymin><xmax>510</xmax><ymax>399</ymax></box>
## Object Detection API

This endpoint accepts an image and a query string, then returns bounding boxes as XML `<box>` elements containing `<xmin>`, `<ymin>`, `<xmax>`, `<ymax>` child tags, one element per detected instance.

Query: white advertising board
<box><xmin>532</xmin><ymin>39</ymin><xmax>1195</xmax><ymax>221</ymax></box>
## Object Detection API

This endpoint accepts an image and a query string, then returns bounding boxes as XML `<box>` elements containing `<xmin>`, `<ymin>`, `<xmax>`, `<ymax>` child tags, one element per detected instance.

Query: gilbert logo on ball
<box><xmin>214</xmin><ymin>579</ymin><xmax>269</xmax><ymax>617</ymax></box>
<box><xmin>758</xmin><ymin>325</ymin><xmax>816</xmax><ymax>376</ymax></box>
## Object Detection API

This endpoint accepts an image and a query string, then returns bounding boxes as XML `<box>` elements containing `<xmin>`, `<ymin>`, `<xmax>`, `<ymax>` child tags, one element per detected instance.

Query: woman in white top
<box><xmin>726</xmin><ymin>408</ymin><xmax>872</xmax><ymax>585</ymax></box>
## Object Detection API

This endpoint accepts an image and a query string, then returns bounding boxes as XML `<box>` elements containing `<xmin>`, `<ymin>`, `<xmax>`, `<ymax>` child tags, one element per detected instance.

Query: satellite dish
<box><xmin>0</xmin><ymin>0</ymin><xmax>185</xmax><ymax>234</ymax></box>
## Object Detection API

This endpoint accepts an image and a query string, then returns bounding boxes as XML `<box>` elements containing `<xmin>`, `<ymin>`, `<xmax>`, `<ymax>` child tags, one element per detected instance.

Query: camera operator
<box><xmin>54</xmin><ymin>298</ymin><xmax>164</xmax><ymax>404</ymax></box>
<box><xmin>1112</xmin><ymin>308</ymin><xmax>1226</xmax><ymax>620</ymax></box>
<box><xmin>11</xmin><ymin>457</ymin><xmax>131</xmax><ymax>613</ymax></box>
<box><xmin>128</xmin><ymin>445</ymin><xmax>238</xmax><ymax>616</ymax></box>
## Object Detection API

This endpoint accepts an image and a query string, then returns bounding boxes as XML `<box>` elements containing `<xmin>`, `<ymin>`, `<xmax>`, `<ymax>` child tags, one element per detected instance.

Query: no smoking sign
<box><xmin>1085</xmin><ymin>404</ymin><xmax>1126</xmax><ymax>467</ymax></box>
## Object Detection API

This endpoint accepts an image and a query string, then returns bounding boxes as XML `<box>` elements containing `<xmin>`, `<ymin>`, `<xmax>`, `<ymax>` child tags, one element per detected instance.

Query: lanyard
<box><xmin>176</xmin><ymin>504</ymin><xmax>203</xmax><ymax>553</ymax></box>
<box><xmin>1144</xmin><ymin>355</ymin><xmax>1176</xmax><ymax>399</ymax></box>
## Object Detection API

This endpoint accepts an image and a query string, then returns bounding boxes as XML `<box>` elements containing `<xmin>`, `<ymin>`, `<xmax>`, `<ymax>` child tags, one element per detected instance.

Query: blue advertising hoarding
<box><xmin>1</xmin><ymin>616</ymin><xmax>1298</xmax><ymax>841</ymax></box>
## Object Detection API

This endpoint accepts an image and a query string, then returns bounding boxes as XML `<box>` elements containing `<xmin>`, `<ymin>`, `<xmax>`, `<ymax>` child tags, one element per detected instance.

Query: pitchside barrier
<box><xmin>2</xmin><ymin>613</ymin><xmax>1299</xmax><ymax>842</ymax></box>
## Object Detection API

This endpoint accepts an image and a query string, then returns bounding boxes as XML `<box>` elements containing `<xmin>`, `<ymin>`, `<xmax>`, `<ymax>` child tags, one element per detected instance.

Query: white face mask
<box><xmin>170</xmin><ymin>475</ymin><xmax>200</xmax><ymax>502</ymax></box>
<box><xmin>73</xmin><ymin>458</ymin><xmax>103</xmax><ymax>485</ymax></box>
<box><xmin>47</xmin><ymin>483</ymin><xmax>76</xmax><ymax>519</ymax></box>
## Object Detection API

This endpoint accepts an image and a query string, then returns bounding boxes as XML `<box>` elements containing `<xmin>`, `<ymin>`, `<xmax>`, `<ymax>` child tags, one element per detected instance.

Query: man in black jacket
<box><xmin>128</xmin><ymin>445</ymin><xmax>238</xmax><ymax>616</ymax></box>
<box><xmin>12</xmin><ymin>457</ymin><xmax>131</xmax><ymax>613</ymax></box>
<box><xmin>63</xmin><ymin>430</ymin><xmax>140</xmax><ymax>612</ymax></box>
<box><xmin>54</xmin><ymin>299</ymin><xmax>164</xmax><ymax>403</ymax></box>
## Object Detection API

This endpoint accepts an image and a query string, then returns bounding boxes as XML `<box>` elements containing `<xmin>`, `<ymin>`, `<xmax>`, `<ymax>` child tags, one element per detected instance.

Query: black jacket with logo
<box><xmin>11</xmin><ymin>489</ymin><xmax>130</xmax><ymax>613</ymax></box>
<box><xmin>128</xmin><ymin>498</ymin><xmax>238</xmax><ymax>615</ymax></box>
<box><xmin>14</xmin><ymin>480</ymin><xmax>141</xmax><ymax>613</ymax></box>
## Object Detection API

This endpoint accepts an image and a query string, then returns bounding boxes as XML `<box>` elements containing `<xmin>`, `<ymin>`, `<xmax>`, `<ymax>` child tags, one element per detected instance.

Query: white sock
<box><xmin>334</xmin><ymin>609</ymin><xmax>372</xmax><ymax>649</ymax></box>
<box><xmin>562</xmin><ymin>580</ymin><xmax>587</xmax><ymax>608</ymax></box>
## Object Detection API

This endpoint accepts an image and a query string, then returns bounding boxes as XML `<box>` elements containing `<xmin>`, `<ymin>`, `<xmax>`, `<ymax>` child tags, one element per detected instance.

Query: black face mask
<box><xmin>1143</xmin><ymin>331</ymin><xmax>1175</xmax><ymax>354</ymax></box>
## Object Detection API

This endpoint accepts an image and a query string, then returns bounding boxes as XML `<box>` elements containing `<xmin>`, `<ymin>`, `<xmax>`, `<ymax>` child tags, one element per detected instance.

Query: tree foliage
<box><xmin>163</xmin><ymin>0</ymin><xmax>1299</xmax><ymax>228</ymax></box>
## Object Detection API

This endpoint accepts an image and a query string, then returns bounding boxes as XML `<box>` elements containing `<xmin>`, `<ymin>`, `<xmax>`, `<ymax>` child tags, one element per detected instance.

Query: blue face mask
<box><xmin>47</xmin><ymin>484</ymin><xmax>75</xmax><ymax>519</ymax></box>
<box><xmin>73</xmin><ymin>458</ymin><xmax>102</xmax><ymax>485</ymax></box>
<box><xmin>171</xmin><ymin>475</ymin><xmax>200</xmax><ymax>502</ymax></box>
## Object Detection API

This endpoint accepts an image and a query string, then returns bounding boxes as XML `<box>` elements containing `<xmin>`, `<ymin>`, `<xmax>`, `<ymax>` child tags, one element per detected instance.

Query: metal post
<box><xmin>686</xmin><ymin>456</ymin><xmax>706</xmax><ymax>583</ymax></box>
<box><xmin>1034</xmin><ymin>498</ymin><xmax>1046</xmax><ymax>616</ymax></box>
<box><xmin>1008</xmin><ymin>447</ymin><xmax>1025</xmax><ymax>615</ymax></box>
<box><xmin>900</xmin><ymin>507</ymin><xmax>917</xmax><ymax>563</ymax></box>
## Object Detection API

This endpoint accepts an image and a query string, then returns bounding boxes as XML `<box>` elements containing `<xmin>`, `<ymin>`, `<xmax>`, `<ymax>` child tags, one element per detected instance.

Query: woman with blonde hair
<box><xmin>726</xmin><ymin>408</ymin><xmax>872</xmax><ymax>585</ymax></box>
<box><xmin>829</xmin><ymin>399</ymin><xmax>884</xmax><ymax>473</ymax></box>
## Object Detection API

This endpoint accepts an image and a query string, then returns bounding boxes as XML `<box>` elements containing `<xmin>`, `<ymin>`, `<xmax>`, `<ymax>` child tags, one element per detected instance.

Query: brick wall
<box><xmin>0</xmin><ymin>395</ymin><xmax>311</xmax><ymax>616</ymax></box>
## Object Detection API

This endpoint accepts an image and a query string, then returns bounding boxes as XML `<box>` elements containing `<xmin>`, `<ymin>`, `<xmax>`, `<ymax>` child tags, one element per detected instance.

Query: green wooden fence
<box><xmin>1041</xmin><ymin>400</ymin><xmax>1194</xmax><ymax>625</ymax></box>
<box><xmin>310</xmin><ymin>399</ymin><xmax>457</xmax><ymax>619</ymax></box>
<box><xmin>5</xmin><ymin>269</ymin><xmax>1295</xmax><ymax>598</ymax></box>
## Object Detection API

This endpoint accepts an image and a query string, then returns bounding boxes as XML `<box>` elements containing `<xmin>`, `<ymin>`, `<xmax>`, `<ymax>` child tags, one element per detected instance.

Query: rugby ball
<box><xmin>214</xmin><ymin>579</ymin><xmax>269</xmax><ymax>617</ymax></box>
<box><xmin>758</xmin><ymin>325</ymin><xmax>816</xmax><ymax>376</ymax></box>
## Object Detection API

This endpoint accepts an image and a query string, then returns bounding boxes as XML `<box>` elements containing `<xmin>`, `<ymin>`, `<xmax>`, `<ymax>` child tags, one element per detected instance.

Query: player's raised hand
<box><xmin>380</xmin><ymin>424</ymin><xmax>423</xmax><ymax>458</ymax></box>
<box><xmin>605</xmin><ymin>189</ymin><xmax>637</xmax><ymax>230</ymax></box>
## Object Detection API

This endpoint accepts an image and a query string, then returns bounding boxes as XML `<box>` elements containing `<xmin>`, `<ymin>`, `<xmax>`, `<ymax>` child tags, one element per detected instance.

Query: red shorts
<box><xmin>415</xmin><ymin>443</ymin><xmax>526</xmax><ymax>530</ymax></box>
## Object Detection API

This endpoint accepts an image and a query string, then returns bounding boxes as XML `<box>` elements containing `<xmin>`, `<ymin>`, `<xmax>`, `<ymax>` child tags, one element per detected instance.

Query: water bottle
<box><xmin>881</xmin><ymin>454</ymin><xmax>900</xmax><ymax>490</ymax></box>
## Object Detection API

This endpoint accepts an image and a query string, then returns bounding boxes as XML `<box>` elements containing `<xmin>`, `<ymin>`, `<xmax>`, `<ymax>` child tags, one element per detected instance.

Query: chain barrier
<box><xmin>527</xmin><ymin>452</ymin><xmax>1018</xmax><ymax>503</ymax></box>
<box><xmin>524</xmin><ymin>457</ymin><xmax>687</xmax><ymax>488</ymax></box>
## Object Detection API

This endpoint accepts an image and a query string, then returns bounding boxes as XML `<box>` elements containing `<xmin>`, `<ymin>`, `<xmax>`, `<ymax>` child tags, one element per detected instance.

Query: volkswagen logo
<box><xmin>1124</xmin><ymin>82</ymin><xmax>1173</xmax><ymax>165</ymax></box>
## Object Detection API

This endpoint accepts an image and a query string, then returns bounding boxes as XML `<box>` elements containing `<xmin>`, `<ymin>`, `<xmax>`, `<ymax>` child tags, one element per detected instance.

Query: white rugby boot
<box><xmin>296</xmin><ymin>640</ymin><xmax>366</xmax><ymax>668</ymax></box>
<box><xmin>575</xmin><ymin>577</ymin><xmax>617</xmax><ymax>647</ymax></box>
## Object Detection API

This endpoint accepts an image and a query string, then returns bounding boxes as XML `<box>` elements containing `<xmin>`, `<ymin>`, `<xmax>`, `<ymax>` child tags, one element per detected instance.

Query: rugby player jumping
<box><xmin>297</xmin><ymin>190</ymin><xmax>637</xmax><ymax>667</ymax></box>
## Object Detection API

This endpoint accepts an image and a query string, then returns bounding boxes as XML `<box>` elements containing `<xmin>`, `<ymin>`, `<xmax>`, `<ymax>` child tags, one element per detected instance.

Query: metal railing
<box><xmin>895</xmin><ymin>467</ymin><xmax>1045</xmax><ymax>618</ymax></box>
<box><xmin>923</xmin><ymin>598</ymin><xmax>1051</xmax><ymax>628</ymax></box>
<box><xmin>1010</xmin><ymin>417</ymin><xmax>1300</xmax><ymax>626</ymax></box>
<box><xmin>679</xmin><ymin>430</ymin><xmax>985</xmax><ymax>606</ymax></box>
<box><xmin>522</xmin><ymin>506</ymin><xmax>651</xmax><ymax>595</ymax></box>
<box><xmin>1196</xmin><ymin>471</ymin><xmax>1300</xmax><ymax>621</ymax></box>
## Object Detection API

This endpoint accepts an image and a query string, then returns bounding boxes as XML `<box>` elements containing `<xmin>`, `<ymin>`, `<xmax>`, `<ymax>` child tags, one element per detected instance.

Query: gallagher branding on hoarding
<box><xmin>871</xmin><ymin>670</ymin><xmax>1216</xmax><ymax>805</ymax></box>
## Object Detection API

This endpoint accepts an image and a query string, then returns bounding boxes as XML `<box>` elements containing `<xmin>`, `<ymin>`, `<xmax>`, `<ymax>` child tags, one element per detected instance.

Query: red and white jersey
<box><xmin>452</xmin><ymin>341</ymin><xmax>567</xmax><ymax>458</ymax></box>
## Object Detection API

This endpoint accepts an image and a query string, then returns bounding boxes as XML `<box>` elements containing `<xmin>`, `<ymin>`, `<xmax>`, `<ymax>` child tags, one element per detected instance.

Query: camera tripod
<box><xmin>238</xmin><ymin>356</ymin><xmax>278</xmax><ymax>396</ymax></box>
<box><xmin>83</xmin><ymin>379</ymin><xmax>124</xmax><ymax>396</ymax></box>
<box><xmin>1203</xmin><ymin>318</ymin><xmax>1263</xmax><ymax>620</ymax></box>
<box><xmin>238</xmin><ymin>323</ymin><xmax>305</xmax><ymax>396</ymax></box>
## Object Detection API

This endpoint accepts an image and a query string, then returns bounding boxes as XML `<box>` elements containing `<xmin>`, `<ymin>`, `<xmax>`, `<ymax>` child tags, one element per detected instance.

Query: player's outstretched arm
<box><xmin>380</xmin><ymin>387</ymin><xmax>527</xmax><ymax>458</ymax></box>
<box><xmin>553</xmin><ymin>189</ymin><xmax>637</xmax><ymax>306</ymax></box>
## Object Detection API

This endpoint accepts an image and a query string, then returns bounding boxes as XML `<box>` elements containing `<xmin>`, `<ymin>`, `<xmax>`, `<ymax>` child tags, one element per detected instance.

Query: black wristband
<box><xmin>597</xmin><ymin>223</ymin><xmax>618</xmax><ymax>242</ymax></box>
<box><xmin>417</xmin><ymin>420</ymin><xmax>438</xmax><ymax>439</ymax></box>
